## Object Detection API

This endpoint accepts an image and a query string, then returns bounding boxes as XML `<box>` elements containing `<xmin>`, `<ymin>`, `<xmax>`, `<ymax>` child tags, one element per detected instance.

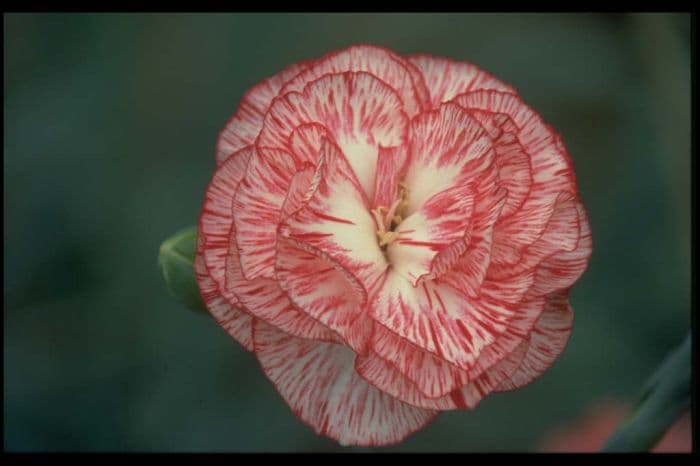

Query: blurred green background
<box><xmin>3</xmin><ymin>13</ymin><xmax>691</xmax><ymax>452</ymax></box>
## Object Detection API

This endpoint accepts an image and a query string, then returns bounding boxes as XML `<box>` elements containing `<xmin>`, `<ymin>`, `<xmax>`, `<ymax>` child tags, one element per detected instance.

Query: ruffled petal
<box><xmin>408</xmin><ymin>55</ymin><xmax>515</xmax><ymax>109</ymax></box>
<box><xmin>199</xmin><ymin>147</ymin><xmax>253</xmax><ymax>302</ymax></box>
<box><xmin>496</xmin><ymin>291</ymin><xmax>574</xmax><ymax>391</ymax></box>
<box><xmin>528</xmin><ymin>200</ymin><xmax>593</xmax><ymax>296</ymax></box>
<box><xmin>194</xmin><ymin>240</ymin><xmax>253</xmax><ymax>351</ymax></box>
<box><xmin>225</xmin><ymin>226</ymin><xmax>338</xmax><ymax>342</ymax></box>
<box><xmin>355</xmin><ymin>339</ymin><xmax>527</xmax><ymax>410</ymax></box>
<box><xmin>232</xmin><ymin>147</ymin><xmax>306</xmax><ymax>280</ymax></box>
<box><xmin>216</xmin><ymin>62</ymin><xmax>309</xmax><ymax>164</ymax></box>
<box><xmin>253</xmin><ymin>321</ymin><xmax>437</xmax><ymax>446</ymax></box>
<box><xmin>368</xmin><ymin>325</ymin><xmax>471</xmax><ymax>398</ymax></box>
<box><xmin>388</xmin><ymin>183</ymin><xmax>475</xmax><ymax>286</ymax></box>
<box><xmin>452</xmin><ymin>90</ymin><xmax>577</xmax><ymax>260</ymax></box>
<box><xmin>279</xmin><ymin>45</ymin><xmax>429</xmax><ymax>117</ymax></box>
<box><xmin>275</xmin><ymin>237</ymin><xmax>373</xmax><ymax>354</ymax></box>
<box><xmin>259</xmin><ymin>72</ymin><xmax>410</xmax><ymax>199</ymax></box>
<box><xmin>403</xmin><ymin>103</ymin><xmax>495</xmax><ymax>216</ymax></box>
<box><xmin>369</xmin><ymin>271</ymin><xmax>521</xmax><ymax>373</ymax></box>
<box><xmin>372</xmin><ymin>145</ymin><xmax>408</xmax><ymax>210</ymax></box>
<box><xmin>487</xmin><ymin>192</ymin><xmax>583</xmax><ymax>281</ymax></box>
<box><xmin>279</xmin><ymin>140</ymin><xmax>388</xmax><ymax>293</ymax></box>
<box><xmin>465</xmin><ymin>109</ymin><xmax>533</xmax><ymax>219</ymax></box>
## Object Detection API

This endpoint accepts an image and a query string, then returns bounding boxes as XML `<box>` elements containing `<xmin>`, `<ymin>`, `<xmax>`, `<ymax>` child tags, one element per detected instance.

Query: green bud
<box><xmin>158</xmin><ymin>226</ymin><xmax>207</xmax><ymax>314</ymax></box>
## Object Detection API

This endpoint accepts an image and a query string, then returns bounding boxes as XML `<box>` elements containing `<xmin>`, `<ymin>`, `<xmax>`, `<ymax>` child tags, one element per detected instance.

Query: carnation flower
<box><xmin>195</xmin><ymin>45</ymin><xmax>592</xmax><ymax>446</ymax></box>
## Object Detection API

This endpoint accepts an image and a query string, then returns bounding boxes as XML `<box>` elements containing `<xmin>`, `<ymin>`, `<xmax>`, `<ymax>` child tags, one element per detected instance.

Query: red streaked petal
<box><xmin>225</xmin><ymin>228</ymin><xmax>338</xmax><ymax>342</ymax></box>
<box><xmin>408</xmin><ymin>55</ymin><xmax>515</xmax><ymax>109</ymax></box>
<box><xmin>232</xmin><ymin>147</ymin><xmax>302</xmax><ymax>281</ymax></box>
<box><xmin>194</xmin><ymin>243</ymin><xmax>254</xmax><ymax>351</ymax></box>
<box><xmin>279</xmin><ymin>140</ymin><xmax>388</xmax><ymax>292</ymax></box>
<box><xmin>496</xmin><ymin>291</ymin><xmax>574</xmax><ymax>391</ymax></box>
<box><xmin>279</xmin><ymin>45</ymin><xmax>428</xmax><ymax>117</ymax></box>
<box><xmin>288</xmin><ymin>123</ymin><xmax>329</xmax><ymax>164</ymax></box>
<box><xmin>275</xmin><ymin>237</ymin><xmax>373</xmax><ymax>355</ymax></box>
<box><xmin>369</xmin><ymin>271</ymin><xmax>520</xmax><ymax>372</ymax></box>
<box><xmin>404</xmin><ymin>103</ymin><xmax>495</xmax><ymax>216</ymax></box>
<box><xmin>199</xmin><ymin>147</ymin><xmax>253</xmax><ymax>302</ymax></box>
<box><xmin>466</xmin><ymin>108</ymin><xmax>533</xmax><ymax>219</ymax></box>
<box><xmin>528</xmin><ymin>200</ymin><xmax>593</xmax><ymax>296</ymax></box>
<box><xmin>259</xmin><ymin>72</ymin><xmax>409</xmax><ymax>199</ymax></box>
<box><xmin>372</xmin><ymin>145</ymin><xmax>408</xmax><ymax>210</ymax></box>
<box><xmin>253</xmin><ymin>321</ymin><xmax>437</xmax><ymax>446</ymax></box>
<box><xmin>280</xmin><ymin>164</ymin><xmax>316</xmax><ymax>219</ymax></box>
<box><xmin>440</xmin><ymin>184</ymin><xmax>507</xmax><ymax>298</ymax></box>
<box><xmin>462</xmin><ymin>295</ymin><xmax>547</xmax><ymax>381</ymax></box>
<box><xmin>487</xmin><ymin>192</ymin><xmax>583</xmax><ymax>281</ymax></box>
<box><xmin>452</xmin><ymin>90</ymin><xmax>576</xmax><ymax>256</ymax></box>
<box><xmin>388</xmin><ymin>183</ymin><xmax>475</xmax><ymax>286</ymax></box>
<box><xmin>216</xmin><ymin>62</ymin><xmax>309</xmax><ymax>164</ymax></box>
<box><xmin>356</xmin><ymin>339</ymin><xmax>527</xmax><ymax>410</ymax></box>
<box><xmin>369</xmin><ymin>325</ymin><xmax>471</xmax><ymax>398</ymax></box>
<box><xmin>354</xmin><ymin>352</ymin><xmax>457</xmax><ymax>410</ymax></box>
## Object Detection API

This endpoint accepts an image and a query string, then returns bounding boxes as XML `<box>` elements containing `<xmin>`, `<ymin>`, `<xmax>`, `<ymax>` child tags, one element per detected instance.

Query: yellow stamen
<box><xmin>378</xmin><ymin>231</ymin><xmax>399</xmax><ymax>247</ymax></box>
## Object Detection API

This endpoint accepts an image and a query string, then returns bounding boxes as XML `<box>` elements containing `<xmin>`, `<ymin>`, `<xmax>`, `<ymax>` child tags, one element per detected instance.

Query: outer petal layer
<box><xmin>497</xmin><ymin>291</ymin><xmax>574</xmax><ymax>391</ymax></box>
<box><xmin>194</xmin><ymin>244</ymin><xmax>253</xmax><ymax>351</ymax></box>
<box><xmin>253</xmin><ymin>321</ymin><xmax>437</xmax><ymax>446</ymax></box>
<box><xmin>369</xmin><ymin>271</ymin><xmax>523</xmax><ymax>373</ymax></box>
<box><xmin>408</xmin><ymin>55</ymin><xmax>515</xmax><ymax>109</ymax></box>
<box><xmin>216</xmin><ymin>62</ymin><xmax>309</xmax><ymax>164</ymax></box>
<box><xmin>199</xmin><ymin>147</ymin><xmax>253</xmax><ymax>301</ymax></box>
<box><xmin>279</xmin><ymin>45</ymin><xmax>429</xmax><ymax>117</ymax></box>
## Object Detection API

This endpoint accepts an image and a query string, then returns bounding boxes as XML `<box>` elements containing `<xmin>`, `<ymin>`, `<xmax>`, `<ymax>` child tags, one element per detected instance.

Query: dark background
<box><xmin>4</xmin><ymin>13</ymin><xmax>691</xmax><ymax>452</ymax></box>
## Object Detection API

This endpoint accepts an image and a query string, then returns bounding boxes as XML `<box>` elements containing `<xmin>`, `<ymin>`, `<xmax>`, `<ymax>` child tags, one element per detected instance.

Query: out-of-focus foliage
<box><xmin>4</xmin><ymin>13</ymin><xmax>690</xmax><ymax>452</ymax></box>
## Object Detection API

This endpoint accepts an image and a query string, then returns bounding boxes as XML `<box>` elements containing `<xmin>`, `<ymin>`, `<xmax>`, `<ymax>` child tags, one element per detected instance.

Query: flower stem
<box><xmin>601</xmin><ymin>333</ymin><xmax>691</xmax><ymax>452</ymax></box>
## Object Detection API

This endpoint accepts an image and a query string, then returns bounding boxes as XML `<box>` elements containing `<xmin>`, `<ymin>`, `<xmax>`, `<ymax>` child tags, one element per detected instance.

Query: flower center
<box><xmin>371</xmin><ymin>181</ymin><xmax>408</xmax><ymax>249</ymax></box>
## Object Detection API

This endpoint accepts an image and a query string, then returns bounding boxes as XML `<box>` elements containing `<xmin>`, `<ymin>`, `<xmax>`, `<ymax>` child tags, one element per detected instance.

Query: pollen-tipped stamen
<box><xmin>372</xmin><ymin>181</ymin><xmax>408</xmax><ymax>249</ymax></box>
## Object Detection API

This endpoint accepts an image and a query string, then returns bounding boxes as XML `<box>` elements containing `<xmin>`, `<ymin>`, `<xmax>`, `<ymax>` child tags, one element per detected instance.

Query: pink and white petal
<box><xmin>408</xmin><ymin>55</ymin><xmax>515</xmax><ymax>109</ymax></box>
<box><xmin>440</xmin><ymin>186</ymin><xmax>507</xmax><ymax>298</ymax></box>
<box><xmin>232</xmin><ymin>147</ymin><xmax>304</xmax><ymax>281</ymax></box>
<box><xmin>275</xmin><ymin>237</ymin><xmax>373</xmax><ymax>355</ymax></box>
<box><xmin>388</xmin><ymin>183</ymin><xmax>475</xmax><ymax>286</ymax></box>
<box><xmin>488</xmin><ymin>192</ymin><xmax>583</xmax><ymax>281</ymax></box>
<box><xmin>288</xmin><ymin>123</ymin><xmax>330</xmax><ymax>165</ymax></box>
<box><xmin>216</xmin><ymin>61</ymin><xmax>309</xmax><ymax>164</ymax></box>
<box><xmin>225</xmin><ymin>229</ymin><xmax>338</xmax><ymax>342</ymax></box>
<box><xmin>463</xmin><ymin>295</ymin><xmax>547</xmax><ymax>381</ymax></box>
<box><xmin>372</xmin><ymin>145</ymin><xmax>408</xmax><ymax>210</ymax></box>
<box><xmin>279</xmin><ymin>140</ymin><xmax>388</xmax><ymax>292</ymax></box>
<box><xmin>279</xmin><ymin>45</ymin><xmax>428</xmax><ymax>117</ymax></box>
<box><xmin>496</xmin><ymin>291</ymin><xmax>574</xmax><ymax>391</ymax></box>
<box><xmin>199</xmin><ymin>147</ymin><xmax>253</xmax><ymax>301</ymax></box>
<box><xmin>479</xmin><ymin>266</ymin><xmax>537</xmax><ymax>305</ymax></box>
<box><xmin>369</xmin><ymin>271</ymin><xmax>519</xmax><ymax>372</ymax></box>
<box><xmin>354</xmin><ymin>352</ymin><xmax>458</xmax><ymax>410</ymax></box>
<box><xmin>357</xmin><ymin>338</ymin><xmax>528</xmax><ymax>410</ymax></box>
<box><xmin>452</xmin><ymin>91</ymin><xmax>576</xmax><ymax>254</ymax></box>
<box><xmin>527</xmin><ymin>200</ymin><xmax>593</xmax><ymax>296</ymax></box>
<box><xmin>194</xmin><ymin>240</ymin><xmax>254</xmax><ymax>351</ymax></box>
<box><xmin>279</xmin><ymin>164</ymin><xmax>317</xmax><ymax>219</ymax></box>
<box><xmin>403</xmin><ymin>103</ymin><xmax>495</xmax><ymax>216</ymax></box>
<box><xmin>466</xmin><ymin>109</ymin><xmax>533</xmax><ymax>219</ymax></box>
<box><xmin>259</xmin><ymin>72</ymin><xmax>410</xmax><ymax>199</ymax></box>
<box><xmin>369</xmin><ymin>325</ymin><xmax>471</xmax><ymax>398</ymax></box>
<box><xmin>253</xmin><ymin>321</ymin><xmax>438</xmax><ymax>446</ymax></box>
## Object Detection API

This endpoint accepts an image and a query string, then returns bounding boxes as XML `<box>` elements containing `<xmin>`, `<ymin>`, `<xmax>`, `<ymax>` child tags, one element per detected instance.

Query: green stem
<box><xmin>601</xmin><ymin>333</ymin><xmax>691</xmax><ymax>452</ymax></box>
